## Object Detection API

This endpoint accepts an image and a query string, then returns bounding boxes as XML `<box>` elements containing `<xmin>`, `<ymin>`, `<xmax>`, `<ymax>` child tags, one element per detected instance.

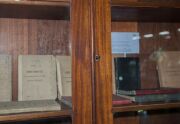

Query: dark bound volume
<box><xmin>117</xmin><ymin>88</ymin><xmax>180</xmax><ymax>96</ymax></box>
<box><xmin>61</xmin><ymin>96</ymin><xmax>72</xmax><ymax>108</ymax></box>
<box><xmin>112</xmin><ymin>94</ymin><xmax>132</xmax><ymax>105</ymax></box>
<box><xmin>114</xmin><ymin>57</ymin><xmax>140</xmax><ymax>91</ymax></box>
<box><xmin>119</xmin><ymin>93</ymin><xmax>180</xmax><ymax>103</ymax></box>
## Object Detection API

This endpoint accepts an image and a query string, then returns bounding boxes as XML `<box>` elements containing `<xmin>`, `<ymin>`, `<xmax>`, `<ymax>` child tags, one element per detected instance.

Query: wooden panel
<box><xmin>71</xmin><ymin>0</ymin><xmax>93</xmax><ymax>124</ymax></box>
<box><xmin>111</xmin><ymin>1</ymin><xmax>180</xmax><ymax>22</ymax></box>
<box><xmin>111</xmin><ymin>7</ymin><xmax>180</xmax><ymax>22</ymax></box>
<box><xmin>93</xmin><ymin>0</ymin><xmax>113</xmax><ymax>124</ymax></box>
<box><xmin>114</xmin><ymin>112</ymin><xmax>139</xmax><ymax>124</ymax></box>
<box><xmin>0</xmin><ymin>2</ymin><xmax>69</xmax><ymax>20</ymax></box>
<box><xmin>112</xmin><ymin>22</ymin><xmax>137</xmax><ymax>32</ymax></box>
<box><xmin>0</xmin><ymin>18</ymin><xmax>70</xmax><ymax>100</ymax></box>
<box><xmin>28</xmin><ymin>20</ymin><xmax>70</xmax><ymax>55</ymax></box>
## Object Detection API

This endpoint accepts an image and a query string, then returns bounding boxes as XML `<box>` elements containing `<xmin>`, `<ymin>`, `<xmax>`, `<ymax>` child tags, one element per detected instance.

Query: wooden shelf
<box><xmin>0</xmin><ymin>0</ymin><xmax>70</xmax><ymax>7</ymax></box>
<box><xmin>0</xmin><ymin>0</ymin><xmax>70</xmax><ymax>20</ymax></box>
<box><xmin>111</xmin><ymin>1</ymin><xmax>180</xmax><ymax>22</ymax></box>
<box><xmin>113</xmin><ymin>101</ymin><xmax>180</xmax><ymax>113</ymax></box>
<box><xmin>0</xmin><ymin>103</ymin><xmax>72</xmax><ymax>123</ymax></box>
<box><xmin>111</xmin><ymin>1</ymin><xmax>180</xmax><ymax>8</ymax></box>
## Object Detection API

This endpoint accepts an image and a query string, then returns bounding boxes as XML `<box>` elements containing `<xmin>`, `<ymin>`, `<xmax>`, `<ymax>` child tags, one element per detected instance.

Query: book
<box><xmin>119</xmin><ymin>93</ymin><xmax>180</xmax><ymax>103</ymax></box>
<box><xmin>112</xmin><ymin>94</ymin><xmax>132</xmax><ymax>105</ymax></box>
<box><xmin>56</xmin><ymin>56</ymin><xmax>71</xmax><ymax>98</ymax></box>
<box><xmin>157</xmin><ymin>51</ymin><xmax>180</xmax><ymax>88</ymax></box>
<box><xmin>117</xmin><ymin>88</ymin><xmax>180</xmax><ymax>96</ymax></box>
<box><xmin>0</xmin><ymin>55</ymin><xmax>12</xmax><ymax>102</ymax></box>
<box><xmin>18</xmin><ymin>55</ymin><xmax>57</xmax><ymax>101</ymax></box>
<box><xmin>114</xmin><ymin>57</ymin><xmax>141</xmax><ymax>91</ymax></box>
<box><xmin>0</xmin><ymin>100</ymin><xmax>61</xmax><ymax>115</ymax></box>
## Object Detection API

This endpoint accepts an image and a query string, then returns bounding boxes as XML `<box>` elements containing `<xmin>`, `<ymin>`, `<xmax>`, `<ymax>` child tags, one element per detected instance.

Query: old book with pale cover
<box><xmin>56</xmin><ymin>56</ymin><xmax>71</xmax><ymax>98</ymax></box>
<box><xmin>18</xmin><ymin>55</ymin><xmax>57</xmax><ymax>101</ymax></box>
<box><xmin>0</xmin><ymin>55</ymin><xmax>12</xmax><ymax>102</ymax></box>
<box><xmin>157</xmin><ymin>51</ymin><xmax>180</xmax><ymax>88</ymax></box>
<box><xmin>0</xmin><ymin>100</ymin><xmax>61</xmax><ymax>115</ymax></box>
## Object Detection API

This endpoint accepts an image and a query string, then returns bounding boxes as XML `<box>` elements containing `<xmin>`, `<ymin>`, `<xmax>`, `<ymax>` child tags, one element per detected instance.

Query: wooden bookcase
<box><xmin>0</xmin><ymin>0</ymin><xmax>180</xmax><ymax>124</ymax></box>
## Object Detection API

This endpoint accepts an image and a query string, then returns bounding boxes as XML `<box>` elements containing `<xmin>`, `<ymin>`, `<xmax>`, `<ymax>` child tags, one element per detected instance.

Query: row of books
<box><xmin>112</xmin><ymin>51</ymin><xmax>180</xmax><ymax>105</ymax></box>
<box><xmin>60</xmin><ymin>88</ymin><xmax>180</xmax><ymax>107</ymax></box>
<box><xmin>115</xmin><ymin>88</ymin><xmax>180</xmax><ymax>104</ymax></box>
<box><xmin>0</xmin><ymin>55</ymin><xmax>71</xmax><ymax>114</ymax></box>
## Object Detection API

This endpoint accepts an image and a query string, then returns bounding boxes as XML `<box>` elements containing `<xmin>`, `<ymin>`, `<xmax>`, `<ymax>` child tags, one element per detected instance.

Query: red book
<box><xmin>112</xmin><ymin>95</ymin><xmax>132</xmax><ymax>105</ymax></box>
<box><xmin>117</xmin><ymin>88</ymin><xmax>180</xmax><ymax>96</ymax></box>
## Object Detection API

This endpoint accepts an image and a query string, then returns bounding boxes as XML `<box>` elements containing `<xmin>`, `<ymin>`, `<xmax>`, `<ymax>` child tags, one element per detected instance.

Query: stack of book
<box><xmin>117</xmin><ymin>88</ymin><xmax>180</xmax><ymax>103</ymax></box>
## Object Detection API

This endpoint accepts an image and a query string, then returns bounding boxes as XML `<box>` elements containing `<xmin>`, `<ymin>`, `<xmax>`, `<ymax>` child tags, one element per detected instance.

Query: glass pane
<box><xmin>0</xmin><ymin>0</ymin><xmax>72</xmax><ymax>123</ymax></box>
<box><xmin>111</xmin><ymin>2</ymin><xmax>180</xmax><ymax>104</ymax></box>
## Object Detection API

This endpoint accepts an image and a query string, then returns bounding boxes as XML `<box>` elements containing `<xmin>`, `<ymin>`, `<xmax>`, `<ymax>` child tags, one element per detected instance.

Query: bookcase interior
<box><xmin>0</xmin><ymin>1</ymin><xmax>72</xmax><ymax>123</ymax></box>
<box><xmin>0</xmin><ymin>18</ymin><xmax>70</xmax><ymax>100</ymax></box>
<box><xmin>112</xmin><ymin>21</ymin><xmax>180</xmax><ymax>89</ymax></box>
<box><xmin>111</xmin><ymin>1</ymin><xmax>180</xmax><ymax>124</ymax></box>
<box><xmin>0</xmin><ymin>1</ymin><xmax>70</xmax><ymax>100</ymax></box>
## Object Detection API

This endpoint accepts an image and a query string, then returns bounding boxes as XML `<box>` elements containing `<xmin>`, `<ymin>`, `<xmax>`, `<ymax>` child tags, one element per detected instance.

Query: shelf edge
<box><xmin>113</xmin><ymin>102</ymin><xmax>180</xmax><ymax>113</ymax></box>
<box><xmin>0</xmin><ymin>110</ymin><xmax>72</xmax><ymax>122</ymax></box>
<box><xmin>0</xmin><ymin>0</ymin><xmax>70</xmax><ymax>7</ymax></box>
<box><xmin>111</xmin><ymin>1</ymin><xmax>180</xmax><ymax>8</ymax></box>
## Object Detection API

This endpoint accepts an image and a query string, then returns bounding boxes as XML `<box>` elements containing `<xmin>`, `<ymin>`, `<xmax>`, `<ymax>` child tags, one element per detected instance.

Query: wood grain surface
<box><xmin>0</xmin><ymin>18</ymin><xmax>70</xmax><ymax>100</ymax></box>
<box><xmin>93</xmin><ymin>0</ymin><xmax>113</xmax><ymax>124</ymax></box>
<box><xmin>71</xmin><ymin>0</ymin><xmax>93</xmax><ymax>124</ymax></box>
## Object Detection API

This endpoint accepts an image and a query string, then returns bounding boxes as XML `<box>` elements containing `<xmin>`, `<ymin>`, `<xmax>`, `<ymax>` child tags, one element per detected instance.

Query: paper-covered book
<box><xmin>157</xmin><ymin>51</ymin><xmax>180</xmax><ymax>88</ymax></box>
<box><xmin>56</xmin><ymin>56</ymin><xmax>71</xmax><ymax>98</ymax></box>
<box><xmin>18</xmin><ymin>55</ymin><xmax>57</xmax><ymax>101</ymax></box>
<box><xmin>0</xmin><ymin>55</ymin><xmax>12</xmax><ymax>102</ymax></box>
<box><xmin>0</xmin><ymin>100</ymin><xmax>61</xmax><ymax>115</ymax></box>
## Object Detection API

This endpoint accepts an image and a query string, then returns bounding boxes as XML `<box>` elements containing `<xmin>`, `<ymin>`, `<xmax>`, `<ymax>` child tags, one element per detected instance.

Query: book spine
<box><xmin>18</xmin><ymin>55</ymin><xmax>23</xmax><ymax>101</ymax></box>
<box><xmin>118</xmin><ymin>89</ymin><xmax>180</xmax><ymax>96</ymax></box>
<box><xmin>117</xmin><ymin>90</ymin><xmax>136</xmax><ymax>95</ymax></box>
<box><xmin>135</xmin><ymin>93</ymin><xmax>180</xmax><ymax>103</ymax></box>
<box><xmin>113</xmin><ymin>100</ymin><xmax>132</xmax><ymax>105</ymax></box>
<box><xmin>56</xmin><ymin>57</ymin><xmax>63</xmax><ymax>100</ymax></box>
<box><xmin>9</xmin><ymin>55</ymin><xmax>12</xmax><ymax>101</ymax></box>
<box><xmin>136</xmin><ymin>90</ymin><xmax>180</xmax><ymax>96</ymax></box>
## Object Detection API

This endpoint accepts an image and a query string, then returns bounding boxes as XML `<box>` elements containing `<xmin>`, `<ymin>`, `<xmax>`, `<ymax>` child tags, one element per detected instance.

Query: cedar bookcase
<box><xmin>0</xmin><ymin>0</ymin><xmax>180</xmax><ymax>124</ymax></box>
